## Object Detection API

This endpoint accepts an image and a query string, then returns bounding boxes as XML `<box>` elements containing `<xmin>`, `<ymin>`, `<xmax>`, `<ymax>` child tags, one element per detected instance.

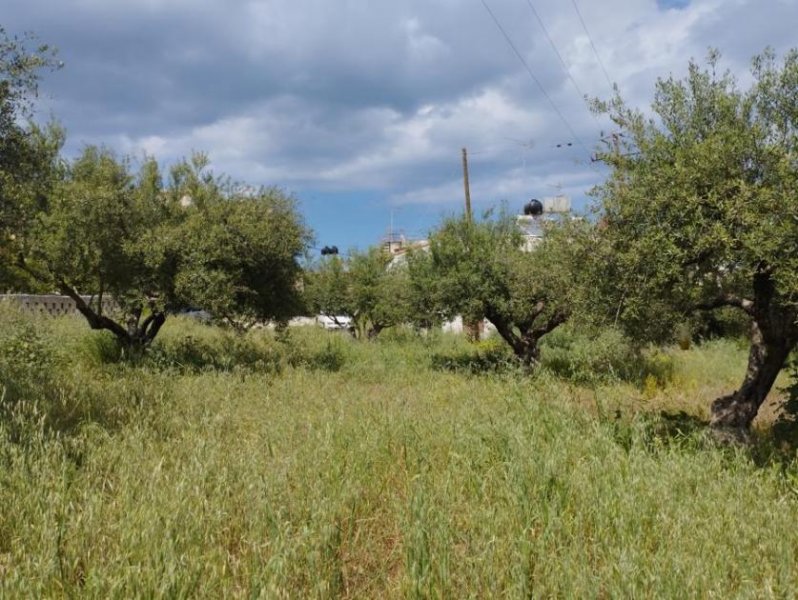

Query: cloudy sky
<box><xmin>5</xmin><ymin>0</ymin><xmax>798</xmax><ymax>252</ymax></box>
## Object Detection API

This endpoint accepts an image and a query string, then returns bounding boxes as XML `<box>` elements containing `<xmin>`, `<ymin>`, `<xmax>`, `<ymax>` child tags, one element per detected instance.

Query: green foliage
<box><xmin>35</xmin><ymin>149</ymin><xmax>172</xmax><ymax>307</ymax></box>
<box><xmin>426</xmin><ymin>213</ymin><xmax>521</xmax><ymax>323</ymax></box>
<box><xmin>174</xmin><ymin>183</ymin><xmax>311</xmax><ymax>330</ymax></box>
<box><xmin>0</xmin><ymin>303</ymin><xmax>54</xmax><ymax>406</ymax></box>
<box><xmin>404</xmin><ymin>247</ymin><xmax>447</xmax><ymax>329</ymax></box>
<box><xmin>303</xmin><ymin>254</ymin><xmax>350</xmax><ymax>323</ymax></box>
<box><xmin>146</xmin><ymin>319</ymin><xmax>348</xmax><ymax>374</ymax></box>
<box><xmin>349</xmin><ymin>247</ymin><xmax>411</xmax><ymax>338</ymax></box>
<box><xmin>287</xmin><ymin>336</ymin><xmax>348</xmax><ymax>372</ymax></box>
<box><xmin>304</xmin><ymin>247</ymin><xmax>410</xmax><ymax>339</ymax></box>
<box><xmin>0</xmin><ymin>26</ymin><xmax>63</xmax><ymax>291</ymax></box>
<box><xmin>431</xmin><ymin>338</ymin><xmax>518</xmax><ymax>374</ymax></box>
<box><xmin>149</xmin><ymin>328</ymin><xmax>283</xmax><ymax>374</ymax></box>
<box><xmin>424</xmin><ymin>212</ymin><xmax>592</xmax><ymax>365</ymax></box>
<box><xmin>10</xmin><ymin>146</ymin><xmax>310</xmax><ymax>349</ymax></box>
<box><xmin>0</xmin><ymin>26</ymin><xmax>60</xmax><ymax>118</ymax></box>
<box><xmin>591</xmin><ymin>48</ymin><xmax>798</xmax><ymax>341</ymax></box>
<box><xmin>430</xmin><ymin>336</ymin><xmax>518</xmax><ymax>374</ymax></box>
<box><xmin>540</xmin><ymin>325</ymin><xmax>674</xmax><ymax>385</ymax></box>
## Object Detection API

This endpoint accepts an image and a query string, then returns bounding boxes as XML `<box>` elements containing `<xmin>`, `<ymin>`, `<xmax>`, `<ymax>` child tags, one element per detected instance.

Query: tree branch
<box><xmin>484</xmin><ymin>306</ymin><xmax>520</xmax><ymax>351</ymax></box>
<box><xmin>518</xmin><ymin>300</ymin><xmax>547</xmax><ymax>331</ymax></box>
<box><xmin>531</xmin><ymin>311</ymin><xmax>569</xmax><ymax>339</ymax></box>
<box><xmin>696</xmin><ymin>294</ymin><xmax>755</xmax><ymax>316</ymax></box>
<box><xmin>142</xmin><ymin>312</ymin><xmax>166</xmax><ymax>343</ymax></box>
<box><xmin>57</xmin><ymin>279</ymin><xmax>130</xmax><ymax>340</ymax></box>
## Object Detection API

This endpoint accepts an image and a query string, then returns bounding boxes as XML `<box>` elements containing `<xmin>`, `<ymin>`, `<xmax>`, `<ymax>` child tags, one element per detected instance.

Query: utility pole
<box><xmin>462</xmin><ymin>147</ymin><xmax>472</xmax><ymax>222</ymax></box>
<box><xmin>461</xmin><ymin>147</ymin><xmax>480</xmax><ymax>342</ymax></box>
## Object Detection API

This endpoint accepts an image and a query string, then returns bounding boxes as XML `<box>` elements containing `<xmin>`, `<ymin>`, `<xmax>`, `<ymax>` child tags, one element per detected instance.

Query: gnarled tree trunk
<box><xmin>59</xmin><ymin>281</ymin><xmax>166</xmax><ymax>355</ymax></box>
<box><xmin>710</xmin><ymin>322</ymin><xmax>794</xmax><ymax>434</ymax></box>
<box><xmin>484</xmin><ymin>306</ymin><xmax>567</xmax><ymax>368</ymax></box>
<box><xmin>709</xmin><ymin>271</ymin><xmax>798</xmax><ymax>437</ymax></box>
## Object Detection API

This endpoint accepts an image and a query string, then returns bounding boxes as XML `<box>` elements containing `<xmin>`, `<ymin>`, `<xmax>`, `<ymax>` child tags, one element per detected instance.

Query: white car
<box><xmin>316</xmin><ymin>315</ymin><xmax>352</xmax><ymax>330</ymax></box>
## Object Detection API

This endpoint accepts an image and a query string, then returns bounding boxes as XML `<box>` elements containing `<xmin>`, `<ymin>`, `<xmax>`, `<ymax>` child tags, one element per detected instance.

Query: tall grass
<box><xmin>2</xmin><ymin>308</ymin><xmax>797</xmax><ymax>597</ymax></box>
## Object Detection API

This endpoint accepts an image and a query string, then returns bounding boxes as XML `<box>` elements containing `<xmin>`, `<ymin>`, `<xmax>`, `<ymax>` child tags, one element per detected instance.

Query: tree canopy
<box><xmin>0</xmin><ymin>27</ymin><xmax>62</xmax><ymax>290</ymax></box>
<box><xmin>592</xmin><ymin>48</ymin><xmax>798</xmax><ymax>433</ymax></box>
<box><xmin>174</xmin><ymin>179</ymin><xmax>311</xmax><ymax>331</ymax></box>
<box><xmin>10</xmin><ymin>146</ymin><xmax>310</xmax><ymax>349</ymax></box>
<box><xmin>304</xmin><ymin>247</ymin><xmax>410</xmax><ymax>339</ymax></box>
<box><xmin>425</xmin><ymin>213</ymin><xmax>590</xmax><ymax>366</ymax></box>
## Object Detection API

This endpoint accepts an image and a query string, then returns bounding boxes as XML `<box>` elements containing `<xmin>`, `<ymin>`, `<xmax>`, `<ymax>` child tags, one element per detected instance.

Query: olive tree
<box><xmin>592</xmin><ymin>49</ymin><xmax>798</xmax><ymax>435</ymax></box>
<box><xmin>17</xmin><ymin>147</ymin><xmax>184</xmax><ymax>351</ymax></box>
<box><xmin>0</xmin><ymin>27</ymin><xmax>61</xmax><ymax>290</ymax></box>
<box><xmin>304</xmin><ymin>247</ymin><xmax>410</xmax><ymax>339</ymax></box>
<box><xmin>174</xmin><ymin>182</ymin><xmax>311</xmax><ymax>331</ymax></box>
<box><xmin>426</xmin><ymin>213</ymin><xmax>588</xmax><ymax>367</ymax></box>
<box><xmin>303</xmin><ymin>254</ymin><xmax>352</xmax><ymax>330</ymax></box>
<box><xmin>15</xmin><ymin>148</ymin><xmax>310</xmax><ymax>350</ymax></box>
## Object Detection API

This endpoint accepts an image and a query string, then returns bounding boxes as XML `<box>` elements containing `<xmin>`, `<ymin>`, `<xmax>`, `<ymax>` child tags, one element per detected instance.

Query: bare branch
<box><xmin>696</xmin><ymin>294</ymin><xmax>755</xmax><ymax>316</ymax></box>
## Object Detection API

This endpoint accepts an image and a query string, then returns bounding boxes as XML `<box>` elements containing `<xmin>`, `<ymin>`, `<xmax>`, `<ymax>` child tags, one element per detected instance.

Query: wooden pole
<box><xmin>461</xmin><ymin>147</ymin><xmax>480</xmax><ymax>341</ymax></box>
<box><xmin>462</xmin><ymin>147</ymin><xmax>472</xmax><ymax>222</ymax></box>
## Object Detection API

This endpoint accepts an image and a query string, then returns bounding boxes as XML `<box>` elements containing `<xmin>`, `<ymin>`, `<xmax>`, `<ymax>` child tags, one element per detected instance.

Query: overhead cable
<box><xmin>523</xmin><ymin>0</ymin><xmax>590</xmax><ymax>103</ymax></box>
<box><xmin>478</xmin><ymin>0</ymin><xmax>596</xmax><ymax>167</ymax></box>
<box><xmin>570</xmin><ymin>0</ymin><xmax>614</xmax><ymax>92</ymax></box>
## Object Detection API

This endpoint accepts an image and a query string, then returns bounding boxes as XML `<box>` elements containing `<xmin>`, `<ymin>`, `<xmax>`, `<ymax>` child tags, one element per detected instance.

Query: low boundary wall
<box><xmin>0</xmin><ymin>294</ymin><xmax>113</xmax><ymax>317</ymax></box>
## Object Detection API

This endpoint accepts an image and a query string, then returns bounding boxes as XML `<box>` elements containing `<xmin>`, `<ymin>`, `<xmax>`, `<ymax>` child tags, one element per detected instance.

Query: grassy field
<box><xmin>2</xmin><ymin>308</ymin><xmax>798</xmax><ymax>597</ymax></box>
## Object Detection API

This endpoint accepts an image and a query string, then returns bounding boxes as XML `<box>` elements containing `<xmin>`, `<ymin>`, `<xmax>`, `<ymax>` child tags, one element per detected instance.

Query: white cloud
<box><xmin>5</xmin><ymin>0</ymin><xmax>798</xmax><ymax>245</ymax></box>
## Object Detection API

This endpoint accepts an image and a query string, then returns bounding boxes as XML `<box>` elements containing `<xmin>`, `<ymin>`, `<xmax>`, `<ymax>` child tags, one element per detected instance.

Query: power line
<box><xmin>522</xmin><ymin>0</ymin><xmax>609</xmax><ymax>141</ymax></box>
<box><xmin>478</xmin><ymin>0</ymin><xmax>593</xmax><ymax>163</ymax></box>
<box><xmin>522</xmin><ymin>0</ymin><xmax>590</xmax><ymax>103</ymax></box>
<box><xmin>570</xmin><ymin>0</ymin><xmax>614</xmax><ymax>92</ymax></box>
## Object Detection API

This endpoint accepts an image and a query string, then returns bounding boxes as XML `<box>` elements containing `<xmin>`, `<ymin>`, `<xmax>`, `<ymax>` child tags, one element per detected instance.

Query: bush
<box><xmin>149</xmin><ymin>331</ymin><xmax>283</xmax><ymax>375</ymax></box>
<box><xmin>541</xmin><ymin>325</ymin><xmax>674</xmax><ymax>385</ymax></box>
<box><xmin>430</xmin><ymin>337</ymin><xmax>517</xmax><ymax>374</ymax></box>
<box><xmin>281</xmin><ymin>330</ymin><xmax>348</xmax><ymax>372</ymax></box>
<box><xmin>0</xmin><ymin>304</ymin><xmax>55</xmax><ymax>408</ymax></box>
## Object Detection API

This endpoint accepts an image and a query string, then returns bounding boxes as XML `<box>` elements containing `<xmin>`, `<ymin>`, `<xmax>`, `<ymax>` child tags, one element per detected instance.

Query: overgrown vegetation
<box><xmin>5</xmin><ymin>25</ymin><xmax>798</xmax><ymax>597</ymax></box>
<box><xmin>2</xmin><ymin>308</ymin><xmax>798</xmax><ymax>596</ymax></box>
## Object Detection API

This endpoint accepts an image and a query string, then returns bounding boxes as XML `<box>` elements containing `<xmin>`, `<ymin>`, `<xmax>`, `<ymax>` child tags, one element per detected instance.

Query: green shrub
<box><xmin>149</xmin><ymin>331</ymin><xmax>282</xmax><ymax>375</ymax></box>
<box><xmin>541</xmin><ymin>325</ymin><xmax>674</xmax><ymax>385</ymax></box>
<box><xmin>0</xmin><ymin>306</ymin><xmax>55</xmax><ymax>407</ymax></box>
<box><xmin>430</xmin><ymin>337</ymin><xmax>517</xmax><ymax>374</ymax></box>
<box><xmin>283</xmin><ymin>333</ymin><xmax>348</xmax><ymax>372</ymax></box>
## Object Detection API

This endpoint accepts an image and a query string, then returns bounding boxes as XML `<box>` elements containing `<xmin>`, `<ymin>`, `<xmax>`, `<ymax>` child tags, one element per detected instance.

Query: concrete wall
<box><xmin>0</xmin><ymin>294</ymin><xmax>113</xmax><ymax>317</ymax></box>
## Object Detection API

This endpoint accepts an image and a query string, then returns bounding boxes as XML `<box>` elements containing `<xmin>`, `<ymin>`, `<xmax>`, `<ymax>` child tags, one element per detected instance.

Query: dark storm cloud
<box><xmin>4</xmin><ymin>0</ymin><xmax>797</xmax><ymax>238</ymax></box>
<box><xmin>7</xmin><ymin>0</ymin><xmax>540</xmax><ymax>138</ymax></box>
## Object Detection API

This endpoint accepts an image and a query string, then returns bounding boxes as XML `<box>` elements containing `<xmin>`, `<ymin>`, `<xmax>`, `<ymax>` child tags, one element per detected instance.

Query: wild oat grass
<box><xmin>2</xmin><ymin>311</ymin><xmax>797</xmax><ymax>597</ymax></box>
